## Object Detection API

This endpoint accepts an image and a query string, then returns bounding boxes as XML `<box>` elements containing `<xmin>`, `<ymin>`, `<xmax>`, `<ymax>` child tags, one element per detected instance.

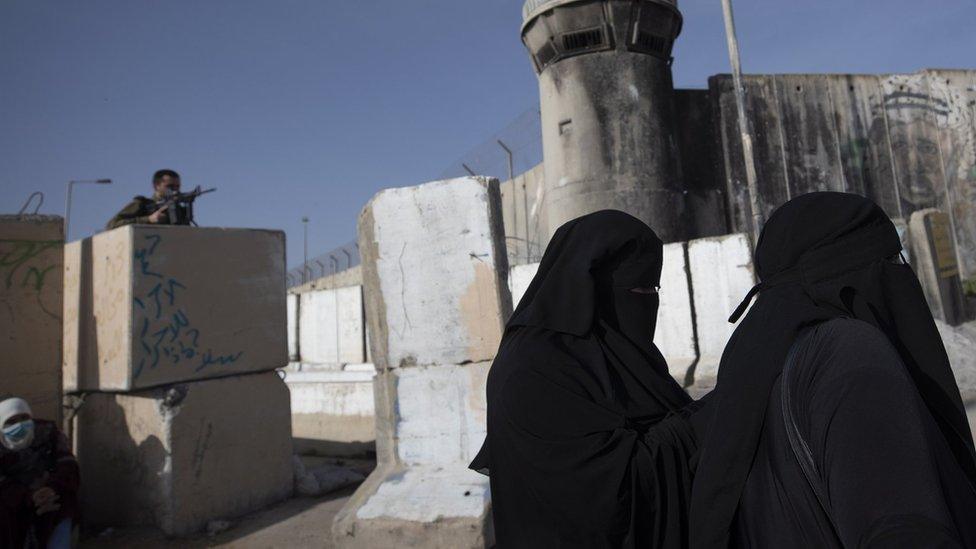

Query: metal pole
<box><xmin>64</xmin><ymin>183</ymin><xmax>73</xmax><ymax>240</ymax></box>
<box><xmin>330</xmin><ymin>254</ymin><xmax>340</xmax><ymax>364</ymax></box>
<box><xmin>462</xmin><ymin>164</ymin><xmax>476</xmax><ymax>177</ymax></box>
<box><xmin>341</xmin><ymin>248</ymin><xmax>352</xmax><ymax>269</ymax></box>
<box><xmin>64</xmin><ymin>178</ymin><xmax>112</xmax><ymax>241</ymax></box>
<box><xmin>302</xmin><ymin>216</ymin><xmax>309</xmax><ymax>283</ymax></box>
<box><xmin>497</xmin><ymin>140</ymin><xmax>519</xmax><ymax>262</ymax></box>
<box><xmin>720</xmin><ymin>0</ymin><xmax>763</xmax><ymax>242</ymax></box>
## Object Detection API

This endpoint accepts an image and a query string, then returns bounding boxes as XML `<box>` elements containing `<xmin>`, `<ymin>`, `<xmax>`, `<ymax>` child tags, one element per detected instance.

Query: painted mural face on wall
<box><xmin>883</xmin><ymin>91</ymin><xmax>949</xmax><ymax>211</ymax></box>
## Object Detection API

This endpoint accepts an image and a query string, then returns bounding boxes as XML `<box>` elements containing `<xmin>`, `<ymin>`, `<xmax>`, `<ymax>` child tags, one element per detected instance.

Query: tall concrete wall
<box><xmin>0</xmin><ymin>215</ymin><xmax>64</xmax><ymax>422</ymax></box>
<box><xmin>297</xmin><ymin>285</ymin><xmax>366</xmax><ymax>365</ymax></box>
<box><xmin>711</xmin><ymin>69</ymin><xmax>976</xmax><ymax>282</ymax></box>
<box><xmin>499</xmin><ymin>162</ymin><xmax>546</xmax><ymax>266</ymax></box>
<box><xmin>334</xmin><ymin>176</ymin><xmax>508</xmax><ymax>548</ymax></box>
<box><xmin>286</xmin><ymin>367</ymin><xmax>376</xmax><ymax>457</ymax></box>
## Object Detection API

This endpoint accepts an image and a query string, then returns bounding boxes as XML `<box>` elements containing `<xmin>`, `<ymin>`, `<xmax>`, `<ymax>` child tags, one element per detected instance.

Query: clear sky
<box><xmin>2</xmin><ymin>0</ymin><xmax>974</xmax><ymax>269</ymax></box>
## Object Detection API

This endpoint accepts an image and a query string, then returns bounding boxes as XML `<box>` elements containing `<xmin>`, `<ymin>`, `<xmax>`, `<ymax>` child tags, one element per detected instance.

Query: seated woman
<box><xmin>0</xmin><ymin>397</ymin><xmax>80</xmax><ymax>548</ymax></box>
<box><xmin>690</xmin><ymin>193</ymin><xmax>976</xmax><ymax>548</ymax></box>
<box><xmin>470</xmin><ymin>210</ymin><xmax>700</xmax><ymax>548</ymax></box>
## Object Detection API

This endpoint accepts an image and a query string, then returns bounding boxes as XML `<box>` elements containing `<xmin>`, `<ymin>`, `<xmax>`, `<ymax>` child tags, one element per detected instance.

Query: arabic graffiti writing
<box><xmin>0</xmin><ymin>239</ymin><xmax>61</xmax><ymax>292</ymax></box>
<box><xmin>132</xmin><ymin>233</ymin><xmax>244</xmax><ymax>379</ymax></box>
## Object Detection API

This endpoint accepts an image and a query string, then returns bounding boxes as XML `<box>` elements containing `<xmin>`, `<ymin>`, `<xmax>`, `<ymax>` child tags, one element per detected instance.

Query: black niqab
<box><xmin>689</xmin><ymin>192</ymin><xmax>976</xmax><ymax>548</ymax></box>
<box><xmin>471</xmin><ymin>210</ymin><xmax>697</xmax><ymax>548</ymax></box>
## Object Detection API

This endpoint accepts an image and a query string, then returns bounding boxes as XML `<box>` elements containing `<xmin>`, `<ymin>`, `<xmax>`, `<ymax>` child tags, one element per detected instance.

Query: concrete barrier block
<box><xmin>298</xmin><ymin>286</ymin><xmax>366</xmax><ymax>365</ymax></box>
<box><xmin>358</xmin><ymin>176</ymin><xmax>511</xmax><ymax>370</ymax></box>
<box><xmin>73</xmin><ymin>371</ymin><xmax>293</xmax><ymax>536</ymax></box>
<box><xmin>655</xmin><ymin>242</ymin><xmax>698</xmax><ymax>386</ymax></box>
<box><xmin>287</xmin><ymin>293</ymin><xmax>299</xmax><ymax>361</ymax></box>
<box><xmin>333</xmin><ymin>364</ymin><xmax>492</xmax><ymax>548</ymax></box>
<box><xmin>909</xmin><ymin>209</ymin><xmax>966</xmax><ymax>326</ymax></box>
<box><xmin>287</xmin><ymin>366</ymin><xmax>376</xmax><ymax>457</ymax></box>
<box><xmin>508</xmin><ymin>262</ymin><xmax>539</xmax><ymax>309</ymax></box>
<box><xmin>63</xmin><ymin>225</ymin><xmax>287</xmax><ymax>391</ymax></box>
<box><xmin>0</xmin><ymin>215</ymin><xmax>64</xmax><ymax>422</ymax></box>
<box><xmin>687</xmin><ymin>233</ymin><xmax>755</xmax><ymax>389</ymax></box>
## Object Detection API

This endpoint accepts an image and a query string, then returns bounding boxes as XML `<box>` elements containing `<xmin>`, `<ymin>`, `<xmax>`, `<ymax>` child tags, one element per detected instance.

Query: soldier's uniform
<box><xmin>105</xmin><ymin>194</ymin><xmax>168</xmax><ymax>230</ymax></box>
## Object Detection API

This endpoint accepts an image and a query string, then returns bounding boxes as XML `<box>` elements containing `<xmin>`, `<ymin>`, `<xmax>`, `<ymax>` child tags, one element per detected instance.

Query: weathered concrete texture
<box><xmin>333</xmin><ymin>366</ymin><xmax>492</xmax><ymax>549</ymax></box>
<box><xmin>286</xmin><ymin>365</ymin><xmax>376</xmax><ymax>457</ymax></box>
<box><xmin>357</xmin><ymin>177</ymin><xmax>511</xmax><ymax>371</ymax></box>
<box><xmin>525</xmin><ymin>0</ymin><xmax>687</xmax><ymax>243</ymax></box>
<box><xmin>63</xmin><ymin>225</ymin><xmax>287</xmax><ymax>392</ymax></box>
<box><xmin>298</xmin><ymin>285</ymin><xmax>366</xmax><ymax>365</ymax></box>
<box><xmin>287</xmin><ymin>293</ymin><xmax>299</xmax><ymax>361</ymax></box>
<box><xmin>656</xmin><ymin>242</ymin><xmax>697</xmax><ymax>386</ymax></box>
<box><xmin>712</xmin><ymin>69</ymin><xmax>976</xmax><ymax>282</ymax></box>
<box><xmin>0</xmin><ymin>215</ymin><xmax>63</xmax><ymax>422</ymax></box>
<box><xmin>687</xmin><ymin>233</ymin><xmax>755</xmax><ymax>389</ymax></box>
<box><xmin>508</xmin><ymin>262</ymin><xmax>539</xmax><ymax>310</ymax></box>
<box><xmin>909</xmin><ymin>209</ymin><xmax>966</xmax><ymax>325</ymax></box>
<box><xmin>74</xmin><ymin>371</ymin><xmax>293</xmax><ymax>537</ymax></box>
<box><xmin>338</xmin><ymin>177</ymin><xmax>507</xmax><ymax>548</ymax></box>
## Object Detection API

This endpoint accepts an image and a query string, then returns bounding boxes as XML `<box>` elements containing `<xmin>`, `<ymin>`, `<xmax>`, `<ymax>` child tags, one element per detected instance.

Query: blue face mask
<box><xmin>2</xmin><ymin>419</ymin><xmax>34</xmax><ymax>451</ymax></box>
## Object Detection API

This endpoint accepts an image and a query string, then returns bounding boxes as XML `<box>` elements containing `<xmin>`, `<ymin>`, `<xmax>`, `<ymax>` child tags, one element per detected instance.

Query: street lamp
<box><xmin>65</xmin><ymin>178</ymin><xmax>112</xmax><ymax>241</ymax></box>
<box><xmin>301</xmin><ymin>216</ymin><xmax>309</xmax><ymax>283</ymax></box>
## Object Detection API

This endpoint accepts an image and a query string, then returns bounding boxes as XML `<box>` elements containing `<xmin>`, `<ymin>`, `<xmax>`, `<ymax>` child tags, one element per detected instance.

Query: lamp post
<box><xmin>301</xmin><ymin>216</ymin><xmax>309</xmax><ymax>283</ymax></box>
<box><xmin>64</xmin><ymin>178</ymin><xmax>112</xmax><ymax>241</ymax></box>
<box><xmin>720</xmin><ymin>0</ymin><xmax>763</xmax><ymax>243</ymax></box>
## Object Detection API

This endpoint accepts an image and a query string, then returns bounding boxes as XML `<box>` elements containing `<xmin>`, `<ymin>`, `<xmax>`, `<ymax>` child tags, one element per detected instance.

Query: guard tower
<box><xmin>521</xmin><ymin>0</ymin><xmax>686</xmax><ymax>242</ymax></box>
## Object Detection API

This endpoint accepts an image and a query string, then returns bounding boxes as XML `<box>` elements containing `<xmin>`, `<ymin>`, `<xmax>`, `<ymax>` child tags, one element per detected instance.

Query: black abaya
<box><xmin>470</xmin><ymin>210</ymin><xmax>699</xmax><ymax>548</ymax></box>
<box><xmin>690</xmin><ymin>192</ymin><xmax>976</xmax><ymax>548</ymax></box>
<box><xmin>734</xmin><ymin>318</ymin><xmax>976</xmax><ymax>548</ymax></box>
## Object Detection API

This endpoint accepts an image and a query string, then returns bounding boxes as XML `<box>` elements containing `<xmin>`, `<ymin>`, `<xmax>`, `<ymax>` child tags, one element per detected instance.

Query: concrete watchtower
<box><xmin>521</xmin><ymin>0</ymin><xmax>686</xmax><ymax>242</ymax></box>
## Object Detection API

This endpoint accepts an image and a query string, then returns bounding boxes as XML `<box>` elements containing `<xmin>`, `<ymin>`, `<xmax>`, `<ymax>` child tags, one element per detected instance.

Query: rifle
<box><xmin>154</xmin><ymin>186</ymin><xmax>216</xmax><ymax>226</ymax></box>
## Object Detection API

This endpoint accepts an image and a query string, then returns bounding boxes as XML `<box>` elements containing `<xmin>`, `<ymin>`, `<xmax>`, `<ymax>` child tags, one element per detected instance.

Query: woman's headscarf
<box><xmin>689</xmin><ymin>192</ymin><xmax>976</xmax><ymax>548</ymax></box>
<box><xmin>471</xmin><ymin>210</ymin><xmax>695</xmax><ymax>548</ymax></box>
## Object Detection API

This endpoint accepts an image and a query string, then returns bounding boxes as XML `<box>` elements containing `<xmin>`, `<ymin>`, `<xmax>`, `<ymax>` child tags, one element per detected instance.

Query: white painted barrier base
<box><xmin>284</xmin><ymin>362</ymin><xmax>376</xmax><ymax>457</ymax></box>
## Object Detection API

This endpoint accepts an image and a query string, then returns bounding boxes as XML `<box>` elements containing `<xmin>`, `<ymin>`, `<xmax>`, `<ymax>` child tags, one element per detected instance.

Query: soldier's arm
<box><xmin>106</xmin><ymin>199</ymin><xmax>151</xmax><ymax>230</ymax></box>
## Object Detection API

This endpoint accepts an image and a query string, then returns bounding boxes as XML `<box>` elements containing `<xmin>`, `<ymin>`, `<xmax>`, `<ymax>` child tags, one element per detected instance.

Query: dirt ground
<box><xmin>83</xmin><ymin>486</ymin><xmax>355</xmax><ymax>548</ymax></box>
<box><xmin>81</xmin><ymin>456</ymin><xmax>372</xmax><ymax>549</ymax></box>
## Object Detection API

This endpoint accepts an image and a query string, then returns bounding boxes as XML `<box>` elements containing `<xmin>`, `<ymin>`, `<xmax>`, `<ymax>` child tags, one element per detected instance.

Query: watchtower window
<box><xmin>635</xmin><ymin>31</ymin><xmax>670</xmax><ymax>56</ymax></box>
<box><xmin>535</xmin><ymin>41</ymin><xmax>558</xmax><ymax>68</ymax></box>
<box><xmin>562</xmin><ymin>28</ymin><xmax>604</xmax><ymax>52</ymax></box>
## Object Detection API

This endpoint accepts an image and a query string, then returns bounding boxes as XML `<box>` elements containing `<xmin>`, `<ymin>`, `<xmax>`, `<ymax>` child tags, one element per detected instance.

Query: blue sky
<box><xmin>2</xmin><ymin>0</ymin><xmax>974</xmax><ymax>268</ymax></box>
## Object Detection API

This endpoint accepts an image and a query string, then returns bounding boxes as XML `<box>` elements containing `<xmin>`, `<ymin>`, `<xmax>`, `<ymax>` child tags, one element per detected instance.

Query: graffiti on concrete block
<box><xmin>0</xmin><ymin>239</ymin><xmax>61</xmax><ymax>292</ymax></box>
<box><xmin>132</xmin><ymin>233</ymin><xmax>244</xmax><ymax>379</ymax></box>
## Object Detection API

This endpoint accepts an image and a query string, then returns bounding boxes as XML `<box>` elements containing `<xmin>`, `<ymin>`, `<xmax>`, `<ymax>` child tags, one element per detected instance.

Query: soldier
<box><xmin>105</xmin><ymin>169</ymin><xmax>183</xmax><ymax>229</ymax></box>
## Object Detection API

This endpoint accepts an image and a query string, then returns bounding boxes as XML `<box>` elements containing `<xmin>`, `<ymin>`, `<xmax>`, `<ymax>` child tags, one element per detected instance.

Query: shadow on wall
<box><xmin>73</xmin><ymin>396</ymin><xmax>167</xmax><ymax>534</ymax></box>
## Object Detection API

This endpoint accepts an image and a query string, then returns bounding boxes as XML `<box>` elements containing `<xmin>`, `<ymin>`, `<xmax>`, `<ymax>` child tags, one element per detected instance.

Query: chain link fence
<box><xmin>438</xmin><ymin>107</ymin><xmax>543</xmax><ymax>182</ymax></box>
<box><xmin>286</xmin><ymin>239</ymin><xmax>359</xmax><ymax>289</ymax></box>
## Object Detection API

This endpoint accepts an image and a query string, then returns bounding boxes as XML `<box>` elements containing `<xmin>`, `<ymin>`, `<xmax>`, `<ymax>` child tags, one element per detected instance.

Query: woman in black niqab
<box><xmin>689</xmin><ymin>192</ymin><xmax>976</xmax><ymax>548</ymax></box>
<box><xmin>470</xmin><ymin>210</ymin><xmax>699</xmax><ymax>548</ymax></box>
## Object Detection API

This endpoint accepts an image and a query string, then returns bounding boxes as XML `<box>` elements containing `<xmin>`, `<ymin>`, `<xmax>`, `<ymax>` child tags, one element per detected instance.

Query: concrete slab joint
<box><xmin>334</xmin><ymin>176</ymin><xmax>508</xmax><ymax>548</ymax></box>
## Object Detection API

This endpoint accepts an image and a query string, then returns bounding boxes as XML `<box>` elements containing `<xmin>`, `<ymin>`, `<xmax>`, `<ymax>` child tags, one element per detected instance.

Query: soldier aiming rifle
<box><xmin>106</xmin><ymin>169</ymin><xmax>216</xmax><ymax>229</ymax></box>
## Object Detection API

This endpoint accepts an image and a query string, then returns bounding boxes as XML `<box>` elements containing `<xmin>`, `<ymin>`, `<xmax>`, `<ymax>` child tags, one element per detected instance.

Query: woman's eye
<box><xmin>629</xmin><ymin>286</ymin><xmax>660</xmax><ymax>295</ymax></box>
